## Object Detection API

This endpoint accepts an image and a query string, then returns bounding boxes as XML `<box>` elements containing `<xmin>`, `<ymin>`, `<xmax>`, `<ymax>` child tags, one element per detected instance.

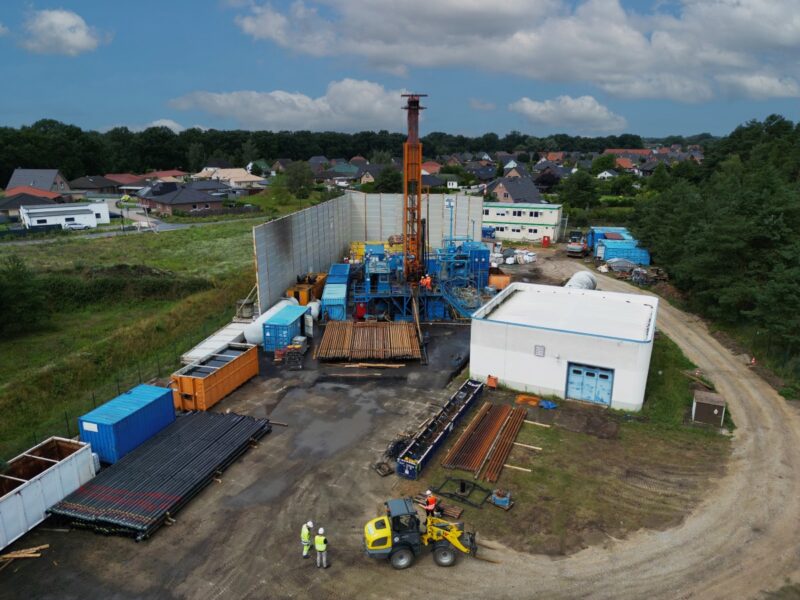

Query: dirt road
<box><xmin>436</xmin><ymin>258</ymin><xmax>800</xmax><ymax>600</ymax></box>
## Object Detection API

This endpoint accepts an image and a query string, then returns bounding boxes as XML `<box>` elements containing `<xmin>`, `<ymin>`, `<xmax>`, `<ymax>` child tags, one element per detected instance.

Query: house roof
<box><xmin>504</xmin><ymin>165</ymin><xmax>531</xmax><ymax>178</ymax></box>
<box><xmin>208</xmin><ymin>168</ymin><xmax>264</xmax><ymax>183</ymax></box>
<box><xmin>22</xmin><ymin>207</ymin><xmax>94</xmax><ymax>217</ymax></box>
<box><xmin>309</xmin><ymin>155</ymin><xmax>329</xmax><ymax>165</ymax></box>
<box><xmin>69</xmin><ymin>175</ymin><xmax>120</xmax><ymax>189</ymax></box>
<box><xmin>421</xmin><ymin>161</ymin><xmax>441</xmax><ymax>173</ymax></box>
<box><xmin>6</xmin><ymin>169</ymin><xmax>64</xmax><ymax>191</ymax></box>
<box><xmin>349</xmin><ymin>155</ymin><xmax>368</xmax><ymax>165</ymax></box>
<box><xmin>487</xmin><ymin>177</ymin><xmax>542</xmax><ymax>202</ymax></box>
<box><xmin>187</xmin><ymin>180</ymin><xmax>232</xmax><ymax>191</ymax></box>
<box><xmin>422</xmin><ymin>174</ymin><xmax>445</xmax><ymax>187</ymax></box>
<box><xmin>140</xmin><ymin>184</ymin><xmax>219</xmax><ymax>206</ymax></box>
<box><xmin>141</xmin><ymin>169</ymin><xmax>187</xmax><ymax>179</ymax></box>
<box><xmin>603</xmin><ymin>148</ymin><xmax>652</xmax><ymax>156</ymax></box>
<box><xmin>0</xmin><ymin>193</ymin><xmax>57</xmax><ymax>211</ymax></box>
<box><xmin>359</xmin><ymin>164</ymin><xmax>387</xmax><ymax>178</ymax></box>
<box><xmin>598</xmin><ymin>169</ymin><xmax>619</xmax><ymax>177</ymax></box>
<box><xmin>3</xmin><ymin>185</ymin><xmax>62</xmax><ymax>199</ymax></box>
<box><xmin>104</xmin><ymin>173</ymin><xmax>141</xmax><ymax>185</ymax></box>
<box><xmin>615</xmin><ymin>157</ymin><xmax>635</xmax><ymax>170</ymax></box>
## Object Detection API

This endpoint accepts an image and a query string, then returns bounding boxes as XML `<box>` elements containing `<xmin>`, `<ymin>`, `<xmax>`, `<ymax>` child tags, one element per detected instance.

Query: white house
<box><xmin>470</xmin><ymin>281</ymin><xmax>659</xmax><ymax>411</ymax></box>
<box><xmin>596</xmin><ymin>169</ymin><xmax>618</xmax><ymax>180</ymax></box>
<box><xmin>482</xmin><ymin>202</ymin><xmax>562</xmax><ymax>242</ymax></box>
<box><xmin>20</xmin><ymin>202</ymin><xmax>110</xmax><ymax>229</ymax></box>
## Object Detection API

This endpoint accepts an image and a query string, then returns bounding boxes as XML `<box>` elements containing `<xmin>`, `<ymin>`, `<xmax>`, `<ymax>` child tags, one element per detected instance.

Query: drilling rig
<box><xmin>402</xmin><ymin>93</ymin><xmax>427</xmax><ymax>283</ymax></box>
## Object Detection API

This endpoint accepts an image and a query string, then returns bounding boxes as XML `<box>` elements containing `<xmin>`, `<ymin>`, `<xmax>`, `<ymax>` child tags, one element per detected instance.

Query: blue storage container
<box><xmin>597</xmin><ymin>239</ymin><xmax>651</xmax><ymax>265</ymax></box>
<box><xmin>321</xmin><ymin>283</ymin><xmax>348</xmax><ymax>321</ymax></box>
<box><xmin>263</xmin><ymin>305</ymin><xmax>309</xmax><ymax>351</ymax></box>
<box><xmin>79</xmin><ymin>384</ymin><xmax>175</xmax><ymax>464</ymax></box>
<box><xmin>327</xmin><ymin>263</ymin><xmax>351</xmax><ymax>285</ymax></box>
<box><xmin>587</xmin><ymin>226</ymin><xmax>631</xmax><ymax>251</ymax></box>
<box><xmin>364</xmin><ymin>243</ymin><xmax>385</xmax><ymax>259</ymax></box>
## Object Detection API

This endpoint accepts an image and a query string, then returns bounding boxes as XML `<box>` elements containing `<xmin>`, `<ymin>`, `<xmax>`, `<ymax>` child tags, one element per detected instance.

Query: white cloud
<box><xmin>510</xmin><ymin>95</ymin><xmax>627</xmax><ymax>133</ymax></box>
<box><xmin>469</xmin><ymin>99</ymin><xmax>496</xmax><ymax>111</ymax></box>
<box><xmin>0</xmin><ymin>22</ymin><xmax>8</xmax><ymax>37</ymax></box>
<box><xmin>230</xmin><ymin>0</ymin><xmax>800</xmax><ymax>102</ymax></box>
<box><xmin>170</xmin><ymin>79</ymin><xmax>406</xmax><ymax>132</ymax></box>
<box><xmin>21</xmin><ymin>9</ymin><xmax>104</xmax><ymax>56</ymax></box>
<box><xmin>716</xmin><ymin>73</ymin><xmax>800</xmax><ymax>100</ymax></box>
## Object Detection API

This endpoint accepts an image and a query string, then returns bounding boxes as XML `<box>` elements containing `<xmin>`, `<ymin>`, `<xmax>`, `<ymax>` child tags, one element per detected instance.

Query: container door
<box><xmin>566</xmin><ymin>365</ymin><xmax>584</xmax><ymax>399</ymax></box>
<box><xmin>596</xmin><ymin>244</ymin><xmax>605</xmax><ymax>260</ymax></box>
<box><xmin>595</xmin><ymin>369</ymin><xmax>614</xmax><ymax>405</ymax></box>
<box><xmin>581</xmin><ymin>370</ymin><xmax>598</xmax><ymax>401</ymax></box>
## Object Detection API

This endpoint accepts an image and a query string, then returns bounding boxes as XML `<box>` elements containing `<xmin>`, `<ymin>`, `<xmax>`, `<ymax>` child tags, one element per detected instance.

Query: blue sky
<box><xmin>0</xmin><ymin>0</ymin><xmax>798</xmax><ymax>137</ymax></box>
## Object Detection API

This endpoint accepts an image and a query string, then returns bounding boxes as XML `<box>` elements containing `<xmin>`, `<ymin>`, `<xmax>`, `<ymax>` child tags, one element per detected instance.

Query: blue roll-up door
<box><xmin>566</xmin><ymin>363</ymin><xmax>614</xmax><ymax>405</ymax></box>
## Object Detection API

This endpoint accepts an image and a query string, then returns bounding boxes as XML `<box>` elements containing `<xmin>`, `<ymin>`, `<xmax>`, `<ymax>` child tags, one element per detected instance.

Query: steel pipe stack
<box><xmin>441</xmin><ymin>403</ymin><xmax>512</xmax><ymax>473</ymax></box>
<box><xmin>314</xmin><ymin>321</ymin><xmax>421</xmax><ymax>361</ymax></box>
<box><xmin>48</xmin><ymin>412</ymin><xmax>270</xmax><ymax>540</ymax></box>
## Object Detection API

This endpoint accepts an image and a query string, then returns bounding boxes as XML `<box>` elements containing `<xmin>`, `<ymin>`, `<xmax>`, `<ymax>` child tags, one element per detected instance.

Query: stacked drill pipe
<box><xmin>314</xmin><ymin>321</ymin><xmax>421</xmax><ymax>361</ymax></box>
<box><xmin>48</xmin><ymin>412</ymin><xmax>270</xmax><ymax>540</ymax></box>
<box><xmin>441</xmin><ymin>403</ymin><xmax>512</xmax><ymax>474</ymax></box>
<box><xmin>482</xmin><ymin>407</ymin><xmax>527</xmax><ymax>483</ymax></box>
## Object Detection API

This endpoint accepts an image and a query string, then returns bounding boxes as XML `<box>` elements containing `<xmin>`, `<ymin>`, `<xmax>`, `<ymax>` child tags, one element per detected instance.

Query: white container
<box><xmin>181</xmin><ymin>321</ymin><xmax>249</xmax><ymax>364</ymax></box>
<box><xmin>505</xmin><ymin>257</ymin><xmax>516</xmax><ymax>265</ymax></box>
<box><xmin>0</xmin><ymin>437</ymin><xmax>96</xmax><ymax>550</ymax></box>
<box><xmin>243</xmin><ymin>298</ymin><xmax>298</xmax><ymax>345</ymax></box>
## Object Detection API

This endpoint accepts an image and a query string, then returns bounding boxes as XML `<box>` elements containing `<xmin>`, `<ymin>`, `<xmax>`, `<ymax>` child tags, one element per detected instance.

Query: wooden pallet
<box><xmin>413</xmin><ymin>494</ymin><xmax>464</xmax><ymax>519</ymax></box>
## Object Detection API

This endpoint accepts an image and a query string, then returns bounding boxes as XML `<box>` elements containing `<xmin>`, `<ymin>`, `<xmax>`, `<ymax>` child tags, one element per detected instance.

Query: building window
<box><xmin>65</xmin><ymin>217</ymin><xmax>75</xmax><ymax>223</ymax></box>
<box><xmin>483</xmin><ymin>209</ymin><xmax>489</xmax><ymax>215</ymax></box>
<box><xmin>503</xmin><ymin>192</ymin><xmax>509</xmax><ymax>198</ymax></box>
<box><xmin>95</xmin><ymin>213</ymin><xmax>101</xmax><ymax>218</ymax></box>
<box><xmin>192</xmin><ymin>204</ymin><xmax>197</xmax><ymax>209</ymax></box>
<box><xmin>205</xmin><ymin>203</ymin><xmax>210</xmax><ymax>209</ymax></box>
<box><xmin>512</xmin><ymin>210</ymin><xmax>523</xmax><ymax>217</ymax></box>
<box><xmin>511</xmin><ymin>228</ymin><xmax>521</xmax><ymax>233</ymax></box>
<box><xmin>36</xmin><ymin>219</ymin><xmax>47</xmax><ymax>224</ymax></box>
<box><xmin>528</xmin><ymin>228</ymin><xmax>538</xmax><ymax>234</ymax></box>
<box><xmin>496</xmin><ymin>226</ymin><xmax>506</xmax><ymax>232</ymax></box>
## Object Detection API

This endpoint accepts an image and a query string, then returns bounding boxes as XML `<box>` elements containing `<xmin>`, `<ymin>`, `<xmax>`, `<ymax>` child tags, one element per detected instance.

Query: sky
<box><xmin>0</xmin><ymin>0</ymin><xmax>798</xmax><ymax>138</ymax></box>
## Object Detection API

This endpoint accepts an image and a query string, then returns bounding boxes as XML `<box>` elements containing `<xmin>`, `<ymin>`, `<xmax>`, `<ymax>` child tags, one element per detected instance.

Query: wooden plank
<box><xmin>524</xmin><ymin>420</ymin><xmax>551</xmax><ymax>428</ymax></box>
<box><xmin>503</xmin><ymin>464</ymin><xmax>532</xmax><ymax>472</ymax></box>
<box><xmin>513</xmin><ymin>442</ymin><xmax>542</xmax><ymax>451</ymax></box>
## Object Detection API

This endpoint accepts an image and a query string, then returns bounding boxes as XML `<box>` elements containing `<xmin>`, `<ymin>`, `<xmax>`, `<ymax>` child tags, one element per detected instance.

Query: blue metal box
<box><xmin>263</xmin><ymin>305</ymin><xmax>309</xmax><ymax>351</ymax></box>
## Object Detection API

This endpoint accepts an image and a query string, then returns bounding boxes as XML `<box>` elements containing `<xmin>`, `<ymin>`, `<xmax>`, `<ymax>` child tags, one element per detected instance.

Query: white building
<box><xmin>470</xmin><ymin>282</ymin><xmax>659</xmax><ymax>411</ymax></box>
<box><xmin>482</xmin><ymin>202</ymin><xmax>562</xmax><ymax>242</ymax></box>
<box><xmin>20</xmin><ymin>202</ymin><xmax>110</xmax><ymax>229</ymax></box>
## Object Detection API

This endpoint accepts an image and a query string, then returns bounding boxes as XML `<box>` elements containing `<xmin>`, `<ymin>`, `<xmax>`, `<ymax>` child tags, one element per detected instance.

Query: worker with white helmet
<box><xmin>314</xmin><ymin>527</ymin><xmax>329</xmax><ymax>569</ymax></box>
<box><xmin>424</xmin><ymin>489</ymin><xmax>438</xmax><ymax>518</ymax></box>
<box><xmin>300</xmin><ymin>520</ymin><xmax>314</xmax><ymax>559</ymax></box>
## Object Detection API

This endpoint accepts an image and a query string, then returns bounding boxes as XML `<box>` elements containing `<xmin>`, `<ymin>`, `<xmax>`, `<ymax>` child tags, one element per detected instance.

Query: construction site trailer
<box><xmin>171</xmin><ymin>343</ymin><xmax>259</xmax><ymax>411</ymax></box>
<box><xmin>181</xmin><ymin>321</ymin><xmax>249</xmax><ymax>365</ymax></box>
<box><xmin>0</xmin><ymin>437</ymin><xmax>96</xmax><ymax>550</ymax></box>
<box><xmin>470</xmin><ymin>282</ymin><xmax>658</xmax><ymax>411</ymax></box>
<box><xmin>263</xmin><ymin>305</ymin><xmax>310</xmax><ymax>351</ymax></box>
<box><xmin>79</xmin><ymin>385</ymin><xmax>176</xmax><ymax>464</ymax></box>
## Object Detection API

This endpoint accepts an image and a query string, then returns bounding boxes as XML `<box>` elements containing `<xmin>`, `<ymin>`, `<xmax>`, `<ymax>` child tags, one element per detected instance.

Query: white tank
<box><xmin>564</xmin><ymin>271</ymin><xmax>597</xmax><ymax>290</ymax></box>
<box><xmin>243</xmin><ymin>297</ymin><xmax>299</xmax><ymax>344</ymax></box>
<box><xmin>307</xmin><ymin>300</ymin><xmax>321</xmax><ymax>320</ymax></box>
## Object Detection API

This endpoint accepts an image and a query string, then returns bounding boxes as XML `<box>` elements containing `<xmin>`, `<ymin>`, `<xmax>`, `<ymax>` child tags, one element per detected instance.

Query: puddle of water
<box><xmin>226</xmin><ymin>474</ymin><xmax>290</xmax><ymax>508</ymax></box>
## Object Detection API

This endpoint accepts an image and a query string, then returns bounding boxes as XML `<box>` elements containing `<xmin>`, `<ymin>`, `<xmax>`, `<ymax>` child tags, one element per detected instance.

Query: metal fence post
<box><xmin>92</xmin><ymin>391</ymin><xmax>97</xmax><ymax>407</ymax></box>
<box><xmin>64</xmin><ymin>411</ymin><xmax>71</xmax><ymax>437</ymax></box>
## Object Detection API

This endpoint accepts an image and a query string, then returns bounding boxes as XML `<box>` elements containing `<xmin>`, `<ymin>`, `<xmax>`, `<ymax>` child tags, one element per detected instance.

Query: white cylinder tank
<box><xmin>243</xmin><ymin>297</ymin><xmax>299</xmax><ymax>344</ymax></box>
<box><xmin>564</xmin><ymin>271</ymin><xmax>597</xmax><ymax>290</ymax></box>
<box><xmin>307</xmin><ymin>300</ymin><xmax>321</xmax><ymax>320</ymax></box>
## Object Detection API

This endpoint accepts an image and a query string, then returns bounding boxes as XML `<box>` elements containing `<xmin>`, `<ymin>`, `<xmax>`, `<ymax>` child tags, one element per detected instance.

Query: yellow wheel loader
<box><xmin>363</xmin><ymin>497</ymin><xmax>477</xmax><ymax>569</ymax></box>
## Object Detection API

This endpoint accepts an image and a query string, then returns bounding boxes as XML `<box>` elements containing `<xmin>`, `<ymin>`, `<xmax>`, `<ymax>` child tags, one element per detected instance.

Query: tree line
<box><xmin>630</xmin><ymin>114</ymin><xmax>800</xmax><ymax>394</ymax></box>
<box><xmin>0</xmin><ymin>119</ymin><xmax>649</xmax><ymax>188</ymax></box>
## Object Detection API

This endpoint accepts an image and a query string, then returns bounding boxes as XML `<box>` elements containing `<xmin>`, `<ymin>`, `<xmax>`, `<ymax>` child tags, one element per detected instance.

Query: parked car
<box><xmin>63</xmin><ymin>223</ymin><xmax>91</xmax><ymax>230</ymax></box>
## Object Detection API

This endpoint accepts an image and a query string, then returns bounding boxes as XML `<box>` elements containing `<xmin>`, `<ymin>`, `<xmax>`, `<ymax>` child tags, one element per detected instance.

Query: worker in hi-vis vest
<box><xmin>301</xmin><ymin>521</ymin><xmax>313</xmax><ymax>558</ymax></box>
<box><xmin>315</xmin><ymin>527</ymin><xmax>329</xmax><ymax>568</ymax></box>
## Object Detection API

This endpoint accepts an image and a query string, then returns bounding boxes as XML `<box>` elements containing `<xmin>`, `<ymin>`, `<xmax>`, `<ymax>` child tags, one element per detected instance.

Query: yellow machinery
<box><xmin>364</xmin><ymin>497</ymin><xmax>477</xmax><ymax>569</ymax></box>
<box><xmin>285</xmin><ymin>272</ymin><xmax>327</xmax><ymax>305</ymax></box>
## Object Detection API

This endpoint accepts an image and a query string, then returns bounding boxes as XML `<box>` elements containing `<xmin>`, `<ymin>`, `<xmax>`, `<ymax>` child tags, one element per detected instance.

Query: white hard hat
<box><xmin>306</xmin><ymin>521</ymin><xmax>313</xmax><ymax>528</ymax></box>
<box><xmin>425</xmin><ymin>490</ymin><xmax>432</xmax><ymax>496</ymax></box>
<box><xmin>318</xmin><ymin>527</ymin><xmax>325</xmax><ymax>535</ymax></box>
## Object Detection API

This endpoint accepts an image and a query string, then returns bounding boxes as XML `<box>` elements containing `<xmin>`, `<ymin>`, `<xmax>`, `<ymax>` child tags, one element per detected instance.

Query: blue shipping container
<box><xmin>327</xmin><ymin>263</ymin><xmax>351</xmax><ymax>285</ymax></box>
<box><xmin>597</xmin><ymin>240</ymin><xmax>651</xmax><ymax>265</ymax></box>
<box><xmin>587</xmin><ymin>226</ymin><xmax>631</xmax><ymax>251</ymax></box>
<box><xmin>79</xmin><ymin>384</ymin><xmax>175</xmax><ymax>464</ymax></box>
<box><xmin>321</xmin><ymin>283</ymin><xmax>348</xmax><ymax>321</ymax></box>
<box><xmin>263</xmin><ymin>305</ymin><xmax>309</xmax><ymax>351</ymax></box>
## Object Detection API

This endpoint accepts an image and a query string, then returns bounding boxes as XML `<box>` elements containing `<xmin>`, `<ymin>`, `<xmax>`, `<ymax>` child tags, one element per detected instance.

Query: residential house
<box><xmin>118</xmin><ymin>178</ymin><xmax>151</xmax><ymax>197</ymax></box>
<box><xmin>639</xmin><ymin>160</ymin><xmax>661</xmax><ymax>176</ymax></box>
<box><xmin>422</xmin><ymin>174</ymin><xmax>446</xmax><ymax>188</ymax></box>
<box><xmin>495</xmin><ymin>151</ymin><xmax>514</xmax><ymax>165</ymax></box>
<box><xmin>349</xmin><ymin>155</ymin><xmax>368</xmax><ymax>168</ymax></box>
<box><xmin>206</xmin><ymin>168</ymin><xmax>265</xmax><ymax>189</ymax></box>
<box><xmin>6</xmin><ymin>168</ymin><xmax>70</xmax><ymax>194</ymax></box>
<box><xmin>186</xmin><ymin>179</ymin><xmax>234</xmax><ymax>198</ymax></box>
<box><xmin>486</xmin><ymin>177</ymin><xmax>543</xmax><ymax>203</ymax></box>
<box><xmin>532</xmin><ymin>159</ymin><xmax>560</xmax><ymax>173</ymax></box>
<box><xmin>466</xmin><ymin>164</ymin><xmax>497</xmax><ymax>183</ymax></box>
<box><xmin>534</xmin><ymin>167</ymin><xmax>568</xmax><ymax>193</ymax></box>
<box><xmin>421</xmin><ymin>161</ymin><xmax>442</xmax><ymax>175</ymax></box>
<box><xmin>603</xmin><ymin>148</ymin><xmax>653</xmax><ymax>159</ymax></box>
<box><xmin>68</xmin><ymin>175</ymin><xmax>120</xmax><ymax>194</ymax></box>
<box><xmin>482</xmin><ymin>202</ymin><xmax>562</xmax><ymax>242</ymax></box>
<box><xmin>614</xmin><ymin>157</ymin><xmax>638</xmax><ymax>173</ymax></box>
<box><xmin>444</xmin><ymin>155</ymin><xmax>462</xmax><ymax>167</ymax></box>
<box><xmin>20</xmin><ymin>202</ymin><xmax>110</xmax><ymax>229</ymax></box>
<box><xmin>138</xmin><ymin>182</ymin><xmax>223</xmax><ymax>215</ymax></box>
<box><xmin>542</xmin><ymin>151</ymin><xmax>565</xmax><ymax>163</ymax></box>
<box><xmin>271</xmin><ymin>159</ymin><xmax>292</xmax><ymax>174</ymax></box>
<box><xmin>503</xmin><ymin>165</ymin><xmax>530</xmax><ymax>179</ymax></box>
<box><xmin>0</xmin><ymin>193</ymin><xmax>57</xmax><ymax>219</ymax></box>
<box><xmin>309</xmin><ymin>156</ymin><xmax>330</xmax><ymax>173</ymax></box>
<box><xmin>597</xmin><ymin>169</ymin><xmax>618</xmax><ymax>180</ymax></box>
<box><xmin>503</xmin><ymin>159</ymin><xmax>519</xmax><ymax>170</ymax></box>
<box><xmin>359</xmin><ymin>165</ymin><xmax>387</xmax><ymax>185</ymax></box>
<box><xmin>474</xmin><ymin>151</ymin><xmax>492</xmax><ymax>161</ymax></box>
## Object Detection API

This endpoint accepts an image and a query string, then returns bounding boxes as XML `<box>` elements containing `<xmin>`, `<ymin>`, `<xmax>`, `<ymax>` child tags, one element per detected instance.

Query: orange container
<box><xmin>487</xmin><ymin>375</ymin><xmax>499</xmax><ymax>389</ymax></box>
<box><xmin>488</xmin><ymin>267</ymin><xmax>511</xmax><ymax>290</ymax></box>
<box><xmin>171</xmin><ymin>343</ymin><xmax>259</xmax><ymax>411</ymax></box>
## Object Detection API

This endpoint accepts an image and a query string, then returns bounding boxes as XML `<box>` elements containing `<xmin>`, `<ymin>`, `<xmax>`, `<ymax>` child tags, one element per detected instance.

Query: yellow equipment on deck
<box><xmin>363</xmin><ymin>497</ymin><xmax>477</xmax><ymax>569</ymax></box>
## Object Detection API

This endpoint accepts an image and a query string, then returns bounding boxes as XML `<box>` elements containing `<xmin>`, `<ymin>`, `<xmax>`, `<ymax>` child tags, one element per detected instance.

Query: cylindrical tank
<box><xmin>243</xmin><ymin>297</ymin><xmax>299</xmax><ymax>344</ymax></box>
<box><xmin>564</xmin><ymin>271</ymin><xmax>597</xmax><ymax>290</ymax></box>
<box><xmin>307</xmin><ymin>300</ymin><xmax>321</xmax><ymax>320</ymax></box>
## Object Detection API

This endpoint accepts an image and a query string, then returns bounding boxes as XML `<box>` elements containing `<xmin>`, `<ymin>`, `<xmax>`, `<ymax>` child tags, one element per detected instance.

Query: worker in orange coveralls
<box><xmin>424</xmin><ymin>490</ymin><xmax>438</xmax><ymax>518</ymax></box>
